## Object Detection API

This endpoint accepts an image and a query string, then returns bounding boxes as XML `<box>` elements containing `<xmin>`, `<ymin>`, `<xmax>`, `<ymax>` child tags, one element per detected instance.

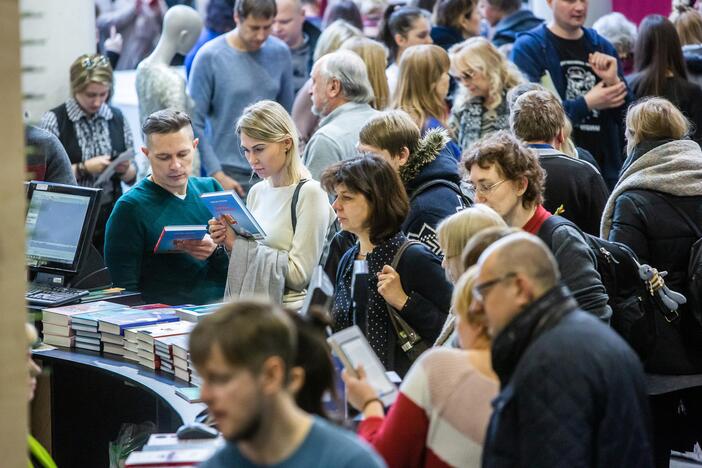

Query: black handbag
<box><xmin>384</xmin><ymin>240</ymin><xmax>430</xmax><ymax>363</ymax></box>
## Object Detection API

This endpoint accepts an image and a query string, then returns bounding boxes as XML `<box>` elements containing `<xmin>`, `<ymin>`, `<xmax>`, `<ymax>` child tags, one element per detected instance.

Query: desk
<box><xmin>33</xmin><ymin>348</ymin><xmax>206</xmax><ymax>468</ymax></box>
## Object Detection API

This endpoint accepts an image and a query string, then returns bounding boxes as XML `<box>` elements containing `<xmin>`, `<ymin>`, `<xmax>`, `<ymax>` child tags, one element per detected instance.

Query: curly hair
<box><xmin>449</xmin><ymin>37</ymin><xmax>524</xmax><ymax>110</ymax></box>
<box><xmin>461</xmin><ymin>131</ymin><xmax>545</xmax><ymax>209</ymax></box>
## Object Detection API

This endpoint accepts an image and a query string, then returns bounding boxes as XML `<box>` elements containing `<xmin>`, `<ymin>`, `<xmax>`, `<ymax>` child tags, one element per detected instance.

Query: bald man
<box><xmin>273</xmin><ymin>0</ymin><xmax>321</xmax><ymax>94</ymax></box>
<box><xmin>476</xmin><ymin>233</ymin><xmax>653</xmax><ymax>468</ymax></box>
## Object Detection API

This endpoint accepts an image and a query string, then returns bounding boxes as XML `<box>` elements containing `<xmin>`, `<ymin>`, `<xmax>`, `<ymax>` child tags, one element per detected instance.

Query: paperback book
<box><xmin>153</xmin><ymin>225</ymin><xmax>208</xmax><ymax>254</ymax></box>
<box><xmin>200</xmin><ymin>191</ymin><xmax>266</xmax><ymax>240</ymax></box>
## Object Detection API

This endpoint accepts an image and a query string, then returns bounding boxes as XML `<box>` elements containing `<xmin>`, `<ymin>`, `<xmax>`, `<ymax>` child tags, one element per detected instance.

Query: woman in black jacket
<box><xmin>321</xmin><ymin>156</ymin><xmax>452</xmax><ymax>377</ymax></box>
<box><xmin>627</xmin><ymin>14</ymin><xmax>702</xmax><ymax>143</ymax></box>
<box><xmin>601</xmin><ymin>97</ymin><xmax>702</xmax><ymax>467</ymax></box>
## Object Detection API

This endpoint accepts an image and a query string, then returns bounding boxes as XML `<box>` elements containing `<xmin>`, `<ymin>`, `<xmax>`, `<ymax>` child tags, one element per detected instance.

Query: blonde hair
<box><xmin>625</xmin><ymin>97</ymin><xmax>690</xmax><ymax>154</ymax></box>
<box><xmin>450</xmin><ymin>37</ymin><xmax>523</xmax><ymax>110</ymax></box>
<box><xmin>69</xmin><ymin>54</ymin><xmax>113</xmax><ymax>96</ymax></box>
<box><xmin>393</xmin><ymin>44</ymin><xmax>450</xmax><ymax>127</ymax></box>
<box><xmin>673</xmin><ymin>7</ymin><xmax>702</xmax><ymax>45</ymax></box>
<box><xmin>341</xmin><ymin>37</ymin><xmax>390</xmax><ymax>110</ymax></box>
<box><xmin>437</xmin><ymin>205</ymin><xmax>507</xmax><ymax>260</ymax></box>
<box><xmin>452</xmin><ymin>266</ymin><xmax>489</xmax><ymax>337</ymax></box>
<box><xmin>313</xmin><ymin>19</ymin><xmax>363</xmax><ymax>62</ymax></box>
<box><xmin>236</xmin><ymin>100</ymin><xmax>305</xmax><ymax>185</ymax></box>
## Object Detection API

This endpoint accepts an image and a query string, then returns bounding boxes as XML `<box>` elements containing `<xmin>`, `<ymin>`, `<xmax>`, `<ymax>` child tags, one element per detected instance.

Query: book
<box><xmin>124</xmin><ymin>349</ymin><xmax>139</xmax><ymax>362</ymax></box>
<box><xmin>128</xmin><ymin>321</ymin><xmax>195</xmax><ymax>347</ymax></box>
<box><xmin>101</xmin><ymin>332</ymin><xmax>124</xmax><ymax>346</ymax></box>
<box><xmin>143</xmin><ymin>433</ymin><xmax>224</xmax><ymax>452</ymax></box>
<box><xmin>43</xmin><ymin>334</ymin><xmax>75</xmax><ymax>348</ymax></box>
<box><xmin>98</xmin><ymin>308</ymin><xmax>180</xmax><ymax>336</ymax></box>
<box><xmin>42</xmin><ymin>323</ymin><xmax>74</xmax><ymax>337</ymax></box>
<box><xmin>103</xmin><ymin>342</ymin><xmax>125</xmax><ymax>356</ymax></box>
<box><xmin>200</xmin><ymin>191</ymin><xmax>266</xmax><ymax>240</ymax></box>
<box><xmin>75</xmin><ymin>342</ymin><xmax>101</xmax><ymax>352</ymax></box>
<box><xmin>175</xmin><ymin>386</ymin><xmax>202</xmax><ymax>403</ymax></box>
<box><xmin>74</xmin><ymin>330</ymin><xmax>101</xmax><ymax>340</ymax></box>
<box><xmin>174</xmin><ymin>367</ymin><xmax>190</xmax><ymax>382</ymax></box>
<box><xmin>125</xmin><ymin>447</ymin><xmax>217</xmax><ymax>467</ymax></box>
<box><xmin>153</xmin><ymin>225</ymin><xmax>208</xmax><ymax>254</ymax></box>
<box><xmin>75</xmin><ymin>335</ymin><xmax>101</xmax><ymax>346</ymax></box>
<box><xmin>71</xmin><ymin>323</ymin><xmax>99</xmax><ymax>333</ymax></box>
<box><xmin>42</xmin><ymin>301</ymin><xmax>125</xmax><ymax>326</ymax></box>
<box><xmin>175</xmin><ymin>303</ymin><xmax>224</xmax><ymax>323</ymax></box>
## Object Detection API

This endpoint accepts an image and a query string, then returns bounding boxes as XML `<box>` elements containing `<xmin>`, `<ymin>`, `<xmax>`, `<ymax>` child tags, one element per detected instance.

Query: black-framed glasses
<box><xmin>472</xmin><ymin>272</ymin><xmax>517</xmax><ymax>303</ymax></box>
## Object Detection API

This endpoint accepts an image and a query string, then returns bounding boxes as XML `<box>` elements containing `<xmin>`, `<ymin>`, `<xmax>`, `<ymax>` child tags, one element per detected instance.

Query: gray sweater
<box><xmin>189</xmin><ymin>35</ymin><xmax>294</xmax><ymax>175</ymax></box>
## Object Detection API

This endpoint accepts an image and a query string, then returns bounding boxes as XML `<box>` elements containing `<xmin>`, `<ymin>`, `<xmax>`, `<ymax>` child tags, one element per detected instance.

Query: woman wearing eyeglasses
<box><xmin>449</xmin><ymin>37</ymin><xmax>523</xmax><ymax>153</ymax></box>
<box><xmin>40</xmin><ymin>53</ymin><xmax>136</xmax><ymax>253</ymax></box>
<box><xmin>342</xmin><ymin>267</ymin><xmax>498</xmax><ymax>468</ymax></box>
<box><xmin>463</xmin><ymin>131</ymin><xmax>611</xmax><ymax>321</ymax></box>
<box><xmin>321</xmin><ymin>155</ymin><xmax>452</xmax><ymax>377</ymax></box>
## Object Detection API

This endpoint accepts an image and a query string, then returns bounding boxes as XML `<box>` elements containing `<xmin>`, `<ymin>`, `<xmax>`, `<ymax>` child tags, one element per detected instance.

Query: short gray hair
<box><xmin>593</xmin><ymin>12</ymin><xmax>637</xmax><ymax>57</ymax></box>
<box><xmin>316</xmin><ymin>50</ymin><xmax>374</xmax><ymax>104</ymax></box>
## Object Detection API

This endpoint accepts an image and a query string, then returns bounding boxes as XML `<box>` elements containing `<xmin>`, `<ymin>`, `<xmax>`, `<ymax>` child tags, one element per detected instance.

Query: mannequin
<box><xmin>136</xmin><ymin>5</ymin><xmax>203</xmax><ymax>178</ymax></box>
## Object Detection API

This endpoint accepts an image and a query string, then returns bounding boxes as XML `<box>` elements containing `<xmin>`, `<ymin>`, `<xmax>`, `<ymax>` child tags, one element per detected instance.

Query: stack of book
<box><xmin>175</xmin><ymin>303</ymin><xmax>223</xmax><ymax>323</ymax></box>
<box><xmin>171</xmin><ymin>335</ymin><xmax>191</xmax><ymax>383</ymax></box>
<box><xmin>41</xmin><ymin>301</ymin><xmax>126</xmax><ymax>349</ymax></box>
<box><xmin>126</xmin><ymin>320</ymin><xmax>194</xmax><ymax>371</ymax></box>
<box><xmin>99</xmin><ymin>307</ymin><xmax>180</xmax><ymax>359</ymax></box>
<box><xmin>125</xmin><ymin>433</ymin><xmax>222</xmax><ymax>467</ymax></box>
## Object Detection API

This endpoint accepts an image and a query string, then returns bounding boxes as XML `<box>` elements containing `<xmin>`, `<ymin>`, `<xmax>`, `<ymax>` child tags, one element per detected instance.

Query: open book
<box><xmin>200</xmin><ymin>191</ymin><xmax>266</xmax><ymax>240</ymax></box>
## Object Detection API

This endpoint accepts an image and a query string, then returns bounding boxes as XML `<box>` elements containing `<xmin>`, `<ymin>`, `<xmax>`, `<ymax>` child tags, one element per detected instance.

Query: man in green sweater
<box><xmin>105</xmin><ymin>109</ymin><xmax>228</xmax><ymax>305</ymax></box>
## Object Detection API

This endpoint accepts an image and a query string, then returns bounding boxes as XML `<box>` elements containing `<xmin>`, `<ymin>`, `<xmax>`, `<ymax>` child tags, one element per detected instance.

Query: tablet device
<box><xmin>327</xmin><ymin>325</ymin><xmax>398</xmax><ymax>407</ymax></box>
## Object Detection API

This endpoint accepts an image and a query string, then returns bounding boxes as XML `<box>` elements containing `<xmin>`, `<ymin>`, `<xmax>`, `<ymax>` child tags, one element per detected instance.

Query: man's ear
<box><xmin>141</xmin><ymin>146</ymin><xmax>149</xmax><ymax>158</ymax></box>
<box><xmin>193</xmin><ymin>137</ymin><xmax>200</xmax><ymax>150</ymax></box>
<box><xmin>234</xmin><ymin>13</ymin><xmax>241</xmax><ymax>26</ymax></box>
<box><xmin>396</xmin><ymin>146</ymin><xmax>411</xmax><ymax>167</ymax></box>
<box><xmin>259</xmin><ymin>356</ymin><xmax>287</xmax><ymax>395</ymax></box>
<box><xmin>555</xmin><ymin>129</ymin><xmax>565</xmax><ymax>148</ymax></box>
<box><xmin>287</xmin><ymin>366</ymin><xmax>305</xmax><ymax>395</ymax></box>
<box><xmin>328</xmin><ymin>78</ymin><xmax>342</xmax><ymax>99</ymax></box>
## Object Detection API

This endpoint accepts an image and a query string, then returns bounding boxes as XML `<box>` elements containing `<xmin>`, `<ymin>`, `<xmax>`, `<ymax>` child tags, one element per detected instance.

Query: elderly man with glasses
<box><xmin>475</xmin><ymin>231</ymin><xmax>654</xmax><ymax>468</ymax></box>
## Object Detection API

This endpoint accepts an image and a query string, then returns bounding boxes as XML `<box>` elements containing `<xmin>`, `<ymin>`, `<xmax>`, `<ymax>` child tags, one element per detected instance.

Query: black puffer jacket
<box><xmin>605</xmin><ymin>139</ymin><xmax>702</xmax><ymax>374</ymax></box>
<box><xmin>482</xmin><ymin>286</ymin><xmax>653</xmax><ymax>468</ymax></box>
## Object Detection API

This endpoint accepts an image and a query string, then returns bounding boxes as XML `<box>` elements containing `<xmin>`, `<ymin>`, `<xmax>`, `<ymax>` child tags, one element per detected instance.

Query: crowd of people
<box><xmin>25</xmin><ymin>0</ymin><xmax>702</xmax><ymax>466</ymax></box>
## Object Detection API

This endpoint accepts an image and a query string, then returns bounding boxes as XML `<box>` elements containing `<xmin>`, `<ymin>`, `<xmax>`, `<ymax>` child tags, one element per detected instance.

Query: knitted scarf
<box><xmin>600</xmin><ymin>139</ymin><xmax>702</xmax><ymax>238</ymax></box>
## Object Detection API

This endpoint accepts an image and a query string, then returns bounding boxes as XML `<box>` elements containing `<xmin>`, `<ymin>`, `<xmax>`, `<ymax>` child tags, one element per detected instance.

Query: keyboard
<box><xmin>26</xmin><ymin>283</ymin><xmax>90</xmax><ymax>307</ymax></box>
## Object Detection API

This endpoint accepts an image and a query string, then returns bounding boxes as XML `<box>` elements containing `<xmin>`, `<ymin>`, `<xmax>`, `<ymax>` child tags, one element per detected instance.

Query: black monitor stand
<box><xmin>30</xmin><ymin>245</ymin><xmax>112</xmax><ymax>291</ymax></box>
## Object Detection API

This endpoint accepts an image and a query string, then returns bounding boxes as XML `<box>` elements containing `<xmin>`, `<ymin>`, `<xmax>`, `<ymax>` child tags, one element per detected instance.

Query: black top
<box><xmin>627</xmin><ymin>73</ymin><xmax>702</xmax><ymax>144</ymax></box>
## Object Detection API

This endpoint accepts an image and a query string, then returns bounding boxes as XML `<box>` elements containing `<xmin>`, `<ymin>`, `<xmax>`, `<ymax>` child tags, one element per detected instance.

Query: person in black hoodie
<box><xmin>358</xmin><ymin>110</ymin><xmax>470</xmax><ymax>256</ymax></box>
<box><xmin>673</xmin><ymin>7</ymin><xmax>702</xmax><ymax>89</ymax></box>
<box><xmin>321</xmin><ymin>155</ymin><xmax>452</xmax><ymax>377</ymax></box>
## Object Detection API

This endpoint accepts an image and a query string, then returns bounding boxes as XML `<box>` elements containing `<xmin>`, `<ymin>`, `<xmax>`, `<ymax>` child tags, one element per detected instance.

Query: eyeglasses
<box><xmin>466</xmin><ymin>179</ymin><xmax>506</xmax><ymax>196</ymax></box>
<box><xmin>472</xmin><ymin>272</ymin><xmax>517</xmax><ymax>303</ymax></box>
<box><xmin>80</xmin><ymin>55</ymin><xmax>110</xmax><ymax>70</ymax></box>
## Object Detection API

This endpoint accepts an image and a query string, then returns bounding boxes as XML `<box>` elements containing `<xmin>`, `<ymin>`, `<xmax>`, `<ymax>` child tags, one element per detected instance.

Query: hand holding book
<box><xmin>208</xmin><ymin>216</ymin><xmax>236</xmax><ymax>253</ymax></box>
<box><xmin>175</xmin><ymin>235</ymin><xmax>218</xmax><ymax>260</ymax></box>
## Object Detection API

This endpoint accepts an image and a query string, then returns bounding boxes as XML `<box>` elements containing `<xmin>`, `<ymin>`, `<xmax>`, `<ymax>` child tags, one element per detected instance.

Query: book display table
<box><xmin>32</xmin><ymin>348</ymin><xmax>206</xmax><ymax>467</ymax></box>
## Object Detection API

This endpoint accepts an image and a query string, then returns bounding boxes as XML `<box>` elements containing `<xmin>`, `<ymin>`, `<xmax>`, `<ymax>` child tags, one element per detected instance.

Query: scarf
<box><xmin>450</xmin><ymin>91</ymin><xmax>510</xmax><ymax>152</ymax></box>
<box><xmin>600</xmin><ymin>139</ymin><xmax>702</xmax><ymax>238</ymax></box>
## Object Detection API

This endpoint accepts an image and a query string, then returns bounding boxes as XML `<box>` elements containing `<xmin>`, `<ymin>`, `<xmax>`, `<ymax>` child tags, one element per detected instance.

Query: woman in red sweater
<box><xmin>343</xmin><ymin>267</ymin><xmax>499</xmax><ymax>467</ymax></box>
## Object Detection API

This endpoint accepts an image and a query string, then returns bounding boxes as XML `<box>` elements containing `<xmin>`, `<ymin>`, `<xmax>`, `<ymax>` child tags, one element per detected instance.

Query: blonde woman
<box><xmin>341</xmin><ymin>37</ymin><xmax>390</xmax><ymax>110</ymax></box>
<box><xmin>392</xmin><ymin>44</ymin><xmax>461</xmax><ymax>160</ymax></box>
<box><xmin>449</xmin><ymin>37</ymin><xmax>523</xmax><ymax>152</ymax></box>
<box><xmin>293</xmin><ymin>20</ymin><xmax>363</xmax><ymax>147</ymax></box>
<box><xmin>209</xmin><ymin>100</ymin><xmax>335</xmax><ymax>307</ymax></box>
<box><xmin>343</xmin><ymin>266</ymin><xmax>499</xmax><ymax>468</ymax></box>
<box><xmin>40</xmin><ymin>53</ymin><xmax>136</xmax><ymax>253</ymax></box>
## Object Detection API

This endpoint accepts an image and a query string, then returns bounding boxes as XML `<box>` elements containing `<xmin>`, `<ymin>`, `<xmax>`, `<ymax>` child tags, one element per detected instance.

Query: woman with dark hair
<box><xmin>378</xmin><ymin>6</ymin><xmax>433</xmax><ymax>93</ymax></box>
<box><xmin>673</xmin><ymin>6</ymin><xmax>702</xmax><ymax>88</ymax></box>
<box><xmin>628</xmin><ymin>14</ymin><xmax>702</xmax><ymax>142</ymax></box>
<box><xmin>322</xmin><ymin>0</ymin><xmax>364</xmax><ymax>30</ymax></box>
<box><xmin>601</xmin><ymin>97</ymin><xmax>702</xmax><ymax>466</ymax></box>
<box><xmin>321</xmin><ymin>156</ymin><xmax>452</xmax><ymax>377</ymax></box>
<box><xmin>430</xmin><ymin>0</ymin><xmax>480</xmax><ymax>51</ymax></box>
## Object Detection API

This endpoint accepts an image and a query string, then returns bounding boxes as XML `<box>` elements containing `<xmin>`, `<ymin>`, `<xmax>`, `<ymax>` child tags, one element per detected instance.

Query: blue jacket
<box><xmin>511</xmin><ymin>24</ymin><xmax>631</xmax><ymax>188</ymax></box>
<box><xmin>482</xmin><ymin>285</ymin><xmax>653</xmax><ymax>468</ymax></box>
<box><xmin>492</xmin><ymin>9</ymin><xmax>543</xmax><ymax>48</ymax></box>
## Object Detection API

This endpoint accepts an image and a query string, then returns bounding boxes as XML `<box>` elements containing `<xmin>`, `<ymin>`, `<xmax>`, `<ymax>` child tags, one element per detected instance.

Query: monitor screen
<box><xmin>26</xmin><ymin>182</ymin><xmax>100</xmax><ymax>274</ymax></box>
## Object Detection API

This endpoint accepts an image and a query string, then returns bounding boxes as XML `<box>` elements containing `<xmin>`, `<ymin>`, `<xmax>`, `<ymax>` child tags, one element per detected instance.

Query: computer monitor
<box><xmin>26</xmin><ymin>181</ymin><xmax>101</xmax><ymax>281</ymax></box>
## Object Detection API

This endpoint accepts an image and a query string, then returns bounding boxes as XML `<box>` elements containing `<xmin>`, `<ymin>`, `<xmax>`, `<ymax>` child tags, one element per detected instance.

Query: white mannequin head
<box><xmin>161</xmin><ymin>5</ymin><xmax>204</xmax><ymax>56</ymax></box>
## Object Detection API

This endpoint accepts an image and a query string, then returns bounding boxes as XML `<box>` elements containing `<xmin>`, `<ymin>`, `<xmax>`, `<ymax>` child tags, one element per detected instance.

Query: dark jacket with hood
<box><xmin>683</xmin><ymin>44</ymin><xmax>702</xmax><ymax>89</ymax></box>
<box><xmin>431</xmin><ymin>25</ymin><xmax>464</xmax><ymax>51</ymax></box>
<box><xmin>511</xmin><ymin>24</ymin><xmax>631</xmax><ymax>189</ymax></box>
<box><xmin>492</xmin><ymin>9</ymin><xmax>543</xmax><ymax>48</ymax></box>
<box><xmin>602</xmin><ymin>138</ymin><xmax>702</xmax><ymax>374</ymax></box>
<box><xmin>482</xmin><ymin>285</ymin><xmax>653</xmax><ymax>468</ymax></box>
<box><xmin>402</xmin><ymin>128</ymin><xmax>468</xmax><ymax>256</ymax></box>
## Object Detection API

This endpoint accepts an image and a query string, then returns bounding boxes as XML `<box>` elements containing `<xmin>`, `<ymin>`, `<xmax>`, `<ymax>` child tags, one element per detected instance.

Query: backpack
<box><xmin>409</xmin><ymin>179</ymin><xmax>473</xmax><ymax>208</ymax></box>
<box><xmin>537</xmin><ymin>215</ymin><xmax>672</xmax><ymax>360</ymax></box>
<box><xmin>650</xmin><ymin>192</ymin><xmax>702</xmax><ymax>327</ymax></box>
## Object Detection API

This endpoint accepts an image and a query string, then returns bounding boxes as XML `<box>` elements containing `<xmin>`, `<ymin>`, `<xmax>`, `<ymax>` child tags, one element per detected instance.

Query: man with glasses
<box><xmin>476</xmin><ymin>232</ymin><xmax>653</xmax><ymax>467</ymax></box>
<box><xmin>464</xmin><ymin>131</ymin><xmax>611</xmax><ymax>321</ymax></box>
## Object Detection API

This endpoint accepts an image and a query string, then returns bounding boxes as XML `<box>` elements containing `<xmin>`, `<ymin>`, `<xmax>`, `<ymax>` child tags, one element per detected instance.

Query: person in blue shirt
<box><xmin>511</xmin><ymin>0</ymin><xmax>631</xmax><ymax>189</ymax></box>
<box><xmin>478</xmin><ymin>0</ymin><xmax>543</xmax><ymax>50</ymax></box>
<box><xmin>190</xmin><ymin>300</ymin><xmax>386</xmax><ymax>468</ymax></box>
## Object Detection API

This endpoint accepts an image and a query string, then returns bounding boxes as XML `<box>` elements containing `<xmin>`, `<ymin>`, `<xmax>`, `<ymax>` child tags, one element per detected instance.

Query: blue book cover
<box><xmin>153</xmin><ymin>225</ymin><xmax>208</xmax><ymax>254</ymax></box>
<box><xmin>175</xmin><ymin>302</ymin><xmax>225</xmax><ymax>322</ymax></box>
<box><xmin>96</xmin><ymin>308</ymin><xmax>181</xmax><ymax>335</ymax></box>
<box><xmin>200</xmin><ymin>191</ymin><xmax>266</xmax><ymax>240</ymax></box>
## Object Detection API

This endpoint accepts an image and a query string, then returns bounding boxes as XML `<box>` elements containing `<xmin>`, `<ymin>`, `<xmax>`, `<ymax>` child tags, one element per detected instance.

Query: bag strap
<box><xmin>390</xmin><ymin>239</ymin><xmax>422</xmax><ymax>270</ymax></box>
<box><xmin>385</xmin><ymin>240</ymin><xmax>423</xmax><ymax>346</ymax></box>
<box><xmin>409</xmin><ymin>179</ymin><xmax>467</xmax><ymax>204</ymax></box>
<box><xmin>535</xmin><ymin>215</ymin><xmax>583</xmax><ymax>250</ymax></box>
<box><xmin>291</xmin><ymin>179</ymin><xmax>310</xmax><ymax>234</ymax></box>
<box><xmin>650</xmin><ymin>191</ymin><xmax>702</xmax><ymax>238</ymax></box>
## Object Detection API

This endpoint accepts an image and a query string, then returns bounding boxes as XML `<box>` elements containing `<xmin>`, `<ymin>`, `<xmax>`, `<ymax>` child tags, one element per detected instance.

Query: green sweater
<box><xmin>105</xmin><ymin>177</ymin><xmax>228</xmax><ymax>305</ymax></box>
